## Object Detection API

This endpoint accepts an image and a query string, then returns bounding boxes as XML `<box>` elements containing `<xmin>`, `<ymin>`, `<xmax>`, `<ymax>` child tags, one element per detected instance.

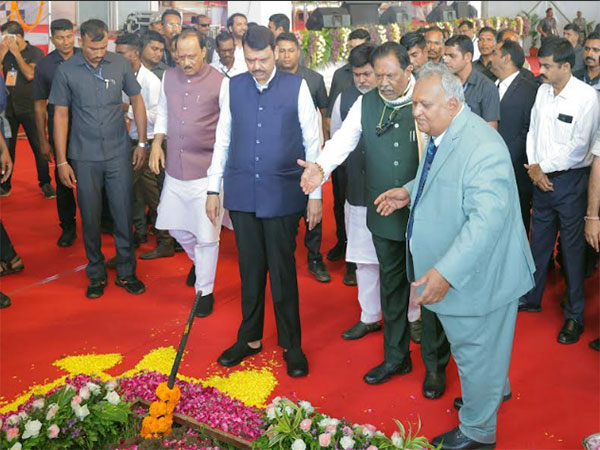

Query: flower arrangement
<box><xmin>140</xmin><ymin>382</ymin><xmax>180</xmax><ymax>439</ymax></box>
<box><xmin>0</xmin><ymin>378</ymin><xmax>133</xmax><ymax>450</ymax></box>
<box><xmin>297</xmin><ymin>16</ymin><xmax>524</xmax><ymax>68</ymax></box>
<box><xmin>252</xmin><ymin>397</ymin><xmax>439</xmax><ymax>449</ymax></box>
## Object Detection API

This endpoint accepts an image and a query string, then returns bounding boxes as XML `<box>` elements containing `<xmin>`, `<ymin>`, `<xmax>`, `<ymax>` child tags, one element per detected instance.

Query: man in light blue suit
<box><xmin>375</xmin><ymin>63</ymin><xmax>536</xmax><ymax>450</ymax></box>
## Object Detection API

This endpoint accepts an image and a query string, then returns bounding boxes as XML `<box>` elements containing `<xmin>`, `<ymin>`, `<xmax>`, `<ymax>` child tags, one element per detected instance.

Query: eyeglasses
<box><xmin>165</xmin><ymin>22</ymin><xmax>181</xmax><ymax>29</ymax></box>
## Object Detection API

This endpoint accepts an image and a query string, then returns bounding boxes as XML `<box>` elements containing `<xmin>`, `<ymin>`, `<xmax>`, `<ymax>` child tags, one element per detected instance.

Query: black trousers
<box><xmin>2</xmin><ymin>112</ymin><xmax>50</xmax><ymax>190</ymax></box>
<box><xmin>230</xmin><ymin>210</ymin><xmax>302</xmax><ymax>350</ymax></box>
<box><xmin>522</xmin><ymin>168</ymin><xmax>588</xmax><ymax>324</ymax></box>
<box><xmin>331</xmin><ymin>166</ymin><xmax>347</xmax><ymax>246</ymax></box>
<box><xmin>0</xmin><ymin>221</ymin><xmax>17</xmax><ymax>262</ymax></box>
<box><xmin>303</xmin><ymin>213</ymin><xmax>322</xmax><ymax>263</ymax></box>
<box><xmin>519</xmin><ymin>189</ymin><xmax>532</xmax><ymax>236</ymax></box>
<box><xmin>71</xmin><ymin>154</ymin><xmax>136</xmax><ymax>281</ymax></box>
<box><xmin>49</xmin><ymin>137</ymin><xmax>77</xmax><ymax>231</ymax></box>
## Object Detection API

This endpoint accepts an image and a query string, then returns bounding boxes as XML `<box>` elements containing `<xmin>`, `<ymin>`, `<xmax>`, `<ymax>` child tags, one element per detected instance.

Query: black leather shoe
<box><xmin>432</xmin><ymin>427</ymin><xmax>495</xmax><ymax>450</ymax></box>
<box><xmin>195</xmin><ymin>293</ymin><xmax>214</xmax><ymax>318</ymax></box>
<box><xmin>218</xmin><ymin>342</ymin><xmax>262</xmax><ymax>367</ymax></box>
<box><xmin>186</xmin><ymin>264</ymin><xmax>196</xmax><ymax>287</ymax></box>
<box><xmin>342</xmin><ymin>321</ymin><xmax>381</xmax><ymax>340</ymax></box>
<box><xmin>115</xmin><ymin>276</ymin><xmax>146</xmax><ymax>295</ymax></box>
<box><xmin>343</xmin><ymin>264</ymin><xmax>357</xmax><ymax>286</ymax></box>
<box><xmin>139</xmin><ymin>242</ymin><xmax>175</xmax><ymax>260</ymax></box>
<box><xmin>557</xmin><ymin>319</ymin><xmax>583</xmax><ymax>344</ymax></box>
<box><xmin>518</xmin><ymin>299</ymin><xmax>541</xmax><ymax>312</ymax></box>
<box><xmin>423</xmin><ymin>371</ymin><xmax>446</xmax><ymax>399</ymax></box>
<box><xmin>453</xmin><ymin>392</ymin><xmax>512</xmax><ymax>411</ymax></box>
<box><xmin>57</xmin><ymin>228</ymin><xmax>77</xmax><ymax>247</ymax></box>
<box><xmin>308</xmin><ymin>260</ymin><xmax>331</xmax><ymax>283</ymax></box>
<box><xmin>409</xmin><ymin>319</ymin><xmax>423</xmax><ymax>344</ymax></box>
<box><xmin>590</xmin><ymin>338</ymin><xmax>600</xmax><ymax>351</ymax></box>
<box><xmin>326</xmin><ymin>242</ymin><xmax>345</xmax><ymax>262</ymax></box>
<box><xmin>364</xmin><ymin>357</ymin><xmax>412</xmax><ymax>385</ymax></box>
<box><xmin>0</xmin><ymin>292</ymin><xmax>11</xmax><ymax>308</ymax></box>
<box><xmin>86</xmin><ymin>279</ymin><xmax>107</xmax><ymax>299</ymax></box>
<box><xmin>284</xmin><ymin>348</ymin><xmax>309</xmax><ymax>377</ymax></box>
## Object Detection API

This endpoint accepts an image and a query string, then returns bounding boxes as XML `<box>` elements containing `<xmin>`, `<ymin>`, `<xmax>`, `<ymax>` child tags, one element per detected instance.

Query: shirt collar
<box><xmin>432</xmin><ymin>104</ymin><xmax>465</xmax><ymax>147</ymax></box>
<box><xmin>498</xmin><ymin>70</ymin><xmax>519</xmax><ymax>89</ymax></box>
<box><xmin>253</xmin><ymin>67</ymin><xmax>277</xmax><ymax>92</ymax></box>
<box><xmin>555</xmin><ymin>74</ymin><xmax>576</xmax><ymax>99</ymax></box>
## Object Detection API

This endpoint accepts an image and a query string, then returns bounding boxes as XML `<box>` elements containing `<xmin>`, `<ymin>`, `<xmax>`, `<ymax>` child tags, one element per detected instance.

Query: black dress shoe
<box><xmin>590</xmin><ymin>338</ymin><xmax>600</xmax><ymax>351</ymax></box>
<box><xmin>86</xmin><ymin>279</ymin><xmax>107</xmax><ymax>299</ymax></box>
<box><xmin>341</xmin><ymin>321</ymin><xmax>381</xmax><ymax>340</ymax></box>
<box><xmin>218</xmin><ymin>342</ymin><xmax>262</xmax><ymax>367</ymax></box>
<box><xmin>115</xmin><ymin>276</ymin><xmax>146</xmax><ymax>295</ymax></box>
<box><xmin>557</xmin><ymin>319</ymin><xmax>583</xmax><ymax>344</ymax></box>
<box><xmin>326</xmin><ymin>242</ymin><xmax>345</xmax><ymax>262</ymax></box>
<box><xmin>139</xmin><ymin>242</ymin><xmax>175</xmax><ymax>260</ymax></box>
<box><xmin>343</xmin><ymin>264</ymin><xmax>357</xmax><ymax>286</ymax></box>
<box><xmin>284</xmin><ymin>348</ymin><xmax>309</xmax><ymax>377</ymax></box>
<box><xmin>432</xmin><ymin>427</ymin><xmax>495</xmax><ymax>450</ymax></box>
<box><xmin>453</xmin><ymin>392</ymin><xmax>512</xmax><ymax>411</ymax></box>
<box><xmin>409</xmin><ymin>319</ymin><xmax>423</xmax><ymax>344</ymax></box>
<box><xmin>517</xmin><ymin>299</ymin><xmax>541</xmax><ymax>312</ymax></box>
<box><xmin>423</xmin><ymin>371</ymin><xmax>446</xmax><ymax>399</ymax></box>
<box><xmin>57</xmin><ymin>228</ymin><xmax>77</xmax><ymax>247</ymax></box>
<box><xmin>186</xmin><ymin>264</ymin><xmax>196</xmax><ymax>287</ymax></box>
<box><xmin>308</xmin><ymin>260</ymin><xmax>331</xmax><ymax>282</ymax></box>
<box><xmin>195</xmin><ymin>293</ymin><xmax>214</xmax><ymax>318</ymax></box>
<box><xmin>364</xmin><ymin>357</ymin><xmax>412</xmax><ymax>385</ymax></box>
<box><xmin>0</xmin><ymin>292</ymin><xmax>11</xmax><ymax>308</ymax></box>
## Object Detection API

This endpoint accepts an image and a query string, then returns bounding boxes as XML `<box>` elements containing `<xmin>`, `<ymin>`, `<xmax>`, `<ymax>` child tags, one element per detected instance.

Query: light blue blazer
<box><xmin>405</xmin><ymin>107</ymin><xmax>535</xmax><ymax>317</ymax></box>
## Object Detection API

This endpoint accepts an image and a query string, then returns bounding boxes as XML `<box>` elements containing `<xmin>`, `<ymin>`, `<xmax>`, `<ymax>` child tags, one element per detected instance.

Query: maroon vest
<box><xmin>164</xmin><ymin>64</ymin><xmax>224</xmax><ymax>180</ymax></box>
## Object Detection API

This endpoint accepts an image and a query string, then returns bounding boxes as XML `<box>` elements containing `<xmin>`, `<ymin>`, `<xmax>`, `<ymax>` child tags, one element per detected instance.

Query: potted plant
<box><xmin>520</xmin><ymin>11</ymin><xmax>540</xmax><ymax>56</ymax></box>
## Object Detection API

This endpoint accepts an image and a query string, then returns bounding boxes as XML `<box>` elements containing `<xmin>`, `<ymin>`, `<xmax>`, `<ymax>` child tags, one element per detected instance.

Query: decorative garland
<box><xmin>10</xmin><ymin>1</ymin><xmax>45</xmax><ymax>31</ymax></box>
<box><xmin>298</xmin><ymin>16</ymin><xmax>525</xmax><ymax>69</ymax></box>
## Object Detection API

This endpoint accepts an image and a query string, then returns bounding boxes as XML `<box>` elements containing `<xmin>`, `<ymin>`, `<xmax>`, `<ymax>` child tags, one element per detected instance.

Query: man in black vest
<box><xmin>330</xmin><ymin>43</ymin><xmax>383</xmax><ymax>340</ymax></box>
<box><xmin>300</xmin><ymin>43</ymin><xmax>450</xmax><ymax>399</ymax></box>
<box><xmin>206</xmin><ymin>26</ymin><xmax>322</xmax><ymax>377</ymax></box>
<box><xmin>490</xmin><ymin>39</ymin><xmax>538</xmax><ymax>233</ymax></box>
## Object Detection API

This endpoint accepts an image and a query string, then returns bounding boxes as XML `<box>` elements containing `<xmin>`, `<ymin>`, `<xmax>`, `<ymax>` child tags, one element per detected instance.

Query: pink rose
<box><xmin>6</xmin><ymin>427</ymin><xmax>20</xmax><ymax>441</ymax></box>
<box><xmin>326</xmin><ymin>424</ymin><xmax>337</xmax><ymax>434</ymax></box>
<box><xmin>367</xmin><ymin>446</ymin><xmax>378</xmax><ymax>450</ymax></box>
<box><xmin>300</xmin><ymin>419</ymin><xmax>312</xmax><ymax>431</ymax></box>
<box><xmin>318</xmin><ymin>433</ymin><xmax>332</xmax><ymax>447</ymax></box>
<box><xmin>71</xmin><ymin>395</ymin><xmax>82</xmax><ymax>405</ymax></box>
<box><xmin>47</xmin><ymin>424</ymin><xmax>60</xmax><ymax>439</ymax></box>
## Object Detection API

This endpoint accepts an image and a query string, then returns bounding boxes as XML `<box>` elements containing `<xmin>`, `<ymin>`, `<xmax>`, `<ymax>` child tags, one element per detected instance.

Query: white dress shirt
<box><xmin>154</xmin><ymin>68</ymin><xmax>229</xmax><ymax>138</ymax></box>
<box><xmin>496</xmin><ymin>70</ymin><xmax>519</xmax><ymax>101</ymax></box>
<box><xmin>126</xmin><ymin>63</ymin><xmax>160</xmax><ymax>140</ymax></box>
<box><xmin>233</xmin><ymin>45</ymin><xmax>248</xmax><ymax>74</ymax></box>
<box><xmin>210</xmin><ymin>60</ymin><xmax>246</xmax><ymax>78</ymax></box>
<box><xmin>472</xmin><ymin>37</ymin><xmax>481</xmax><ymax>61</ymax></box>
<box><xmin>527</xmin><ymin>75</ymin><xmax>600</xmax><ymax>173</ymax></box>
<box><xmin>207</xmin><ymin>67</ymin><xmax>322</xmax><ymax>200</ymax></box>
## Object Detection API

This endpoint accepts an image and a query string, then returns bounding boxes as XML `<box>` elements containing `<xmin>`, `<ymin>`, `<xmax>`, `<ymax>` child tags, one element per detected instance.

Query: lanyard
<box><xmin>463</xmin><ymin>81</ymin><xmax>470</xmax><ymax>93</ymax></box>
<box><xmin>84</xmin><ymin>61</ymin><xmax>112</xmax><ymax>89</ymax></box>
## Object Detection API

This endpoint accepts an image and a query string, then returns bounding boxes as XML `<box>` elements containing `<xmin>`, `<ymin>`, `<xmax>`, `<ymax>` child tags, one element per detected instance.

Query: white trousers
<box><xmin>355</xmin><ymin>262</ymin><xmax>382</xmax><ymax>324</ymax></box>
<box><xmin>169</xmin><ymin>229</ymin><xmax>219</xmax><ymax>296</ymax></box>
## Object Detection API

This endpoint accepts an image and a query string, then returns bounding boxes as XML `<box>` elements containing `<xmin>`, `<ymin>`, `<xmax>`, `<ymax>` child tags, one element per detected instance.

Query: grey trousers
<box><xmin>71</xmin><ymin>154</ymin><xmax>136</xmax><ymax>280</ymax></box>
<box><xmin>437</xmin><ymin>300</ymin><xmax>517</xmax><ymax>444</ymax></box>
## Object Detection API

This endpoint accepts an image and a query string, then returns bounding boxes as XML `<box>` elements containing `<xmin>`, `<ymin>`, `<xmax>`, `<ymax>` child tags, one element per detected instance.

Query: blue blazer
<box><xmin>406</xmin><ymin>107</ymin><xmax>535</xmax><ymax>317</ymax></box>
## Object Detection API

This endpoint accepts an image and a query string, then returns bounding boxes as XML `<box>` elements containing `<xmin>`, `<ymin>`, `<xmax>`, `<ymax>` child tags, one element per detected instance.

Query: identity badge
<box><xmin>5</xmin><ymin>69</ymin><xmax>17</xmax><ymax>87</ymax></box>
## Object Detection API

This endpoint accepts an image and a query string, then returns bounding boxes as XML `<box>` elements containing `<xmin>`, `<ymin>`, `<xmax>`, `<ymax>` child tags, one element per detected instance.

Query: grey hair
<box><xmin>418</xmin><ymin>62</ymin><xmax>465</xmax><ymax>103</ymax></box>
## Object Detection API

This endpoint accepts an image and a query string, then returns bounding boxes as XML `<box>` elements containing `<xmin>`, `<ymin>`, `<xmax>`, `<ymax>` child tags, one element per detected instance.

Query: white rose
<box><xmin>298</xmin><ymin>400</ymin><xmax>314</xmax><ymax>414</ymax></box>
<box><xmin>272</xmin><ymin>396</ymin><xmax>281</xmax><ymax>406</ymax></box>
<box><xmin>32</xmin><ymin>399</ymin><xmax>45</xmax><ymax>410</ymax></box>
<box><xmin>6</xmin><ymin>414</ymin><xmax>19</xmax><ymax>426</ymax></box>
<box><xmin>340</xmin><ymin>436</ymin><xmax>355</xmax><ymax>449</ymax></box>
<box><xmin>105</xmin><ymin>391</ymin><xmax>120</xmax><ymax>405</ymax></box>
<box><xmin>391</xmin><ymin>431</ymin><xmax>404</xmax><ymax>448</ymax></box>
<box><xmin>266</xmin><ymin>406</ymin><xmax>277</xmax><ymax>420</ymax></box>
<box><xmin>318</xmin><ymin>417</ymin><xmax>330</xmax><ymax>428</ymax></box>
<box><xmin>86</xmin><ymin>382</ymin><xmax>101</xmax><ymax>395</ymax></box>
<box><xmin>74</xmin><ymin>404</ymin><xmax>90</xmax><ymax>420</ymax></box>
<box><xmin>291</xmin><ymin>438</ymin><xmax>306</xmax><ymax>450</ymax></box>
<box><xmin>105</xmin><ymin>380</ymin><xmax>117</xmax><ymax>392</ymax></box>
<box><xmin>79</xmin><ymin>386</ymin><xmax>91</xmax><ymax>401</ymax></box>
<box><xmin>22</xmin><ymin>420</ymin><xmax>42</xmax><ymax>439</ymax></box>
<box><xmin>18</xmin><ymin>412</ymin><xmax>28</xmax><ymax>422</ymax></box>
<box><xmin>10</xmin><ymin>443</ymin><xmax>22</xmax><ymax>450</ymax></box>
<box><xmin>46</xmin><ymin>403</ymin><xmax>59</xmax><ymax>421</ymax></box>
<box><xmin>284</xmin><ymin>406</ymin><xmax>294</xmax><ymax>416</ymax></box>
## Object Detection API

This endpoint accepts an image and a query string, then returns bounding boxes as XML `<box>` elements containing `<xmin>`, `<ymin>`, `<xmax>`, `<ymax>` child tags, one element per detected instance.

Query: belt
<box><xmin>546</xmin><ymin>167</ymin><xmax>589</xmax><ymax>178</ymax></box>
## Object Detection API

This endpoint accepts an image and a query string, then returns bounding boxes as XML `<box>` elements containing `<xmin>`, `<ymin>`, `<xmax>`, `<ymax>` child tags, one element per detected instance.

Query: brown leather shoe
<box><xmin>139</xmin><ymin>242</ymin><xmax>175</xmax><ymax>260</ymax></box>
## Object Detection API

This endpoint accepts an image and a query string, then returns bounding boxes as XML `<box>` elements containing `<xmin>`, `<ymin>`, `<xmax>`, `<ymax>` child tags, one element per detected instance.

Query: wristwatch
<box><xmin>137</xmin><ymin>141</ymin><xmax>148</xmax><ymax>149</ymax></box>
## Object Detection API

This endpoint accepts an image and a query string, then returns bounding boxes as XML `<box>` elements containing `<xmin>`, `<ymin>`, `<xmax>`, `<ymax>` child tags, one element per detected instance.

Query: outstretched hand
<box><xmin>374</xmin><ymin>187</ymin><xmax>410</xmax><ymax>216</ymax></box>
<box><xmin>298</xmin><ymin>159</ymin><xmax>323</xmax><ymax>194</ymax></box>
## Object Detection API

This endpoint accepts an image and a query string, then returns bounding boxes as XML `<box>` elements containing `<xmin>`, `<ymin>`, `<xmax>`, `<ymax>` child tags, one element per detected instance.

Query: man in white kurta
<box><xmin>149</xmin><ymin>29</ymin><xmax>226</xmax><ymax>317</ymax></box>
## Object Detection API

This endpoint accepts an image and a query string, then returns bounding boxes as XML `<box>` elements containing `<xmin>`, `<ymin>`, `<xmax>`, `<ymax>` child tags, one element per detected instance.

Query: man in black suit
<box><xmin>490</xmin><ymin>39</ymin><xmax>538</xmax><ymax>234</ymax></box>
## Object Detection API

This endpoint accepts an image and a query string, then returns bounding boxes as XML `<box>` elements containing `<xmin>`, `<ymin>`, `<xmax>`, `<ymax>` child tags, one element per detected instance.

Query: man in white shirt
<box><xmin>115</xmin><ymin>33</ymin><xmax>174</xmax><ymax>261</ymax></box>
<box><xmin>458</xmin><ymin>20</ymin><xmax>480</xmax><ymax>61</ymax></box>
<box><xmin>226</xmin><ymin>13</ymin><xmax>248</xmax><ymax>74</ymax></box>
<box><xmin>210</xmin><ymin>31</ymin><xmax>246</xmax><ymax>78</ymax></box>
<box><xmin>519</xmin><ymin>38</ymin><xmax>599</xmax><ymax>345</ymax></box>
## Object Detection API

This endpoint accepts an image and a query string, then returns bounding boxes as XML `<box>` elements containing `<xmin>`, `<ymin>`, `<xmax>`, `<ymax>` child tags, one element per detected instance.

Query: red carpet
<box><xmin>1</xmin><ymin>139</ymin><xmax>599</xmax><ymax>448</ymax></box>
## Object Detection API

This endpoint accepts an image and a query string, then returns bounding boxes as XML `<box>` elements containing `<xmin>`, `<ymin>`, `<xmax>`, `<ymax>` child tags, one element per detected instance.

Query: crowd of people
<box><xmin>0</xmin><ymin>7</ymin><xmax>599</xmax><ymax>449</ymax></box>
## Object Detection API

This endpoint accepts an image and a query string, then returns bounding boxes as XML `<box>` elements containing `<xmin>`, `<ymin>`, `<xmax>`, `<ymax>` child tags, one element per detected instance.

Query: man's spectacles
<box><xmin>165</xmin><ymin>22</ymin><xmax>181</xmax><ymax>29</ymax></box>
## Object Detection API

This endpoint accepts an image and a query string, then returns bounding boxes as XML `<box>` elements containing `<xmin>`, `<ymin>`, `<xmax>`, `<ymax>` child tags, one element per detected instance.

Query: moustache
<box><xmin>184</xmin><ymin>66</ymin><xmax>193</xmax><ymax>70</ymax></box>
<box><xmin>585</xmin><ymin>57</ymin><xmax>597</xmax><ymax>62</ymax></box>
